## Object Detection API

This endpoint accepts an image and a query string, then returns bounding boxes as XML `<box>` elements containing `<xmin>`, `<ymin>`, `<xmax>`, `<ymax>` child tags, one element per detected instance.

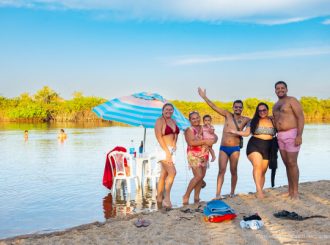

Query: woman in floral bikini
<box><xmin>182</xmin><ymin>111</ymin><xmax>217</xmax><ymax>205</ymax></box>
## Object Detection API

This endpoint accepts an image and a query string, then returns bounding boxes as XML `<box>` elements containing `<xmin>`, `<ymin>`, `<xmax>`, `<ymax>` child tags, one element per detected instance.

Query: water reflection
<box><xmin>102</xmin><ymin>180</ymin><xmax>158</xmax><ymax>220</ymax></box>
<box><xmin>102</xmin><ymin>193</ymin><xmax>133</xmax><ymax>219</ymax></box>
<box><xmin>134</xmin><ymin>181</ymin><xmax>157</xmax><ymax>212</ymax></box>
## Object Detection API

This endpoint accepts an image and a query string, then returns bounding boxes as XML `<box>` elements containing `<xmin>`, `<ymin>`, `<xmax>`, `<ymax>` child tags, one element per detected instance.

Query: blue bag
<box><xmin>203</xmin><ymin>200</ymin><xmax>235</xmax><ymax>217</ymax></box>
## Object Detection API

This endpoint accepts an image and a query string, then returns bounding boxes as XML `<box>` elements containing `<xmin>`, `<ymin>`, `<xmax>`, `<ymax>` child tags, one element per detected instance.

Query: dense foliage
<box><xmin>0</xmin><ymin>87</ymin><xmax>329</xmax><ymax>123</ymax></box>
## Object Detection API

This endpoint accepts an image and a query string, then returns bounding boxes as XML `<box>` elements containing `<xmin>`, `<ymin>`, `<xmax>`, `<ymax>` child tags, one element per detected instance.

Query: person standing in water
<box><xmin>58</xmin><ymin>129</ymin><xmax>67</xmax><ymax>142</ymax></box>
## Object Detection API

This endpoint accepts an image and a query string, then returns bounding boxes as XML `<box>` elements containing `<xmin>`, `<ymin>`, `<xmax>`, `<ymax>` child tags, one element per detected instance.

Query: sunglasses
<box><xmin>258</xmin><ymin>109</ymin><xmax>268</xmax><ymax>113</ymax></box>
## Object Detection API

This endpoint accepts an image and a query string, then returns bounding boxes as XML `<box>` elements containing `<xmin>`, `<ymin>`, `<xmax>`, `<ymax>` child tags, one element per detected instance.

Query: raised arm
<box><xmin>291</xmin><ymin>97</ymin><xmax>305</xmax><ymax>146</ymax></box>
<box><xmin>198</xmin><ymin>87</ymin><xmax>231</xmax><ymax>117</ymax></box>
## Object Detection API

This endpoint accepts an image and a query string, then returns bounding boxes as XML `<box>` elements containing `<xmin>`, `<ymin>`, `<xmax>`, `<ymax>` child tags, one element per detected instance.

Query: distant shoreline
<box><xmin>1</xmin><ymin>87</ymin><xmax>329</xmax><ymax>123</ymax></box>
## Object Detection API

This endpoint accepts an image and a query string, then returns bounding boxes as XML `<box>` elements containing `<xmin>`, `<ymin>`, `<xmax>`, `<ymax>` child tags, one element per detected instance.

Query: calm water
<box><xmin>0</xmin><ymin>122</ymin><xmax>329</xmax><ymax>239</ymax></box>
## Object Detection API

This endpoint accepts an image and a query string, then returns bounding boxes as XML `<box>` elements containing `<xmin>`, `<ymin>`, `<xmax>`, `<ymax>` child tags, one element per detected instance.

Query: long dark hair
<box><xmin>250</xmin><ymin>102</ymin><xmax>269</xmax><ymax>134</ymax></box>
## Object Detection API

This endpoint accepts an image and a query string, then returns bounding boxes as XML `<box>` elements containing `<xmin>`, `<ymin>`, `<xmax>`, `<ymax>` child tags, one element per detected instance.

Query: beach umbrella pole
<box><xmin>143</xmin><ymin>128</ymin><xmax>146</xmax><ymax>153</ymax></box>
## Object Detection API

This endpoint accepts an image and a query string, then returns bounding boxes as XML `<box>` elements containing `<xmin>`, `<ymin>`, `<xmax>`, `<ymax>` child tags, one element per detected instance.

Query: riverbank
<box><xmin>1</xmin><ymin>180</ymin><xmax>329</xmax><ymax>245</ymax></box>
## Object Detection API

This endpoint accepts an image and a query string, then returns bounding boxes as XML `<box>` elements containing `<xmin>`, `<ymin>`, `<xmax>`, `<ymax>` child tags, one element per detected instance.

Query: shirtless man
<box><xmin>273</xmin><ymin>81</ymin><xmax>304</xmax><ymax>199</ymax></box>
<box><xmin>198</xmin><ymin>88</ymin><xmax>250</xmax><ymax>199</ymax></box>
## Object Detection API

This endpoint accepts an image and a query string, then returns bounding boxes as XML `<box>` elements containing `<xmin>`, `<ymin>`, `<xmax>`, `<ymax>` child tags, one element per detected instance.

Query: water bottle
<box><xmin>139</xmin><ymin>141</ymin><xmax>143</xmax><ymax>157</ymax></box>
<box><xmin>129</xmin><ymin>140</ymin><xmax>135</xmax><ymax>158</ymax></box>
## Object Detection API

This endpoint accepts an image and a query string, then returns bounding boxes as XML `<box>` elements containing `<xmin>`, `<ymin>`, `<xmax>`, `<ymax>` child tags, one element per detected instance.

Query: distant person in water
<box><xmin>58</xmin><ymin>129</ymin><xmax>67</xmax><ymax>141</ymax></box>
<box><xmin>273</xmin><ymin>81</ymin><xmax>304</xmax><ymax>200</ymax></box>
<box><xmin>24</xmin><ymin>130</ymin><xmax>28</xmax><ymax>141</ymax></box>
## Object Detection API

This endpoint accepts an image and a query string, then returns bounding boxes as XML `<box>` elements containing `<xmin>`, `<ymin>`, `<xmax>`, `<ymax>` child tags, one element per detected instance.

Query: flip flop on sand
<box><xmin>194</xmin><ymin>205</ymin><xmax>204</xmax><ymax>213</ymax></box>
<box><xmin>181</xmin><ymin>208</ymin><xmax>194</xmax><ymax>214</ymax></box>
<box><xmin>142</xmin><ymin>219</ymin><xmax>151</xmax><ymax>227</ymax></box>
<box><xmin>134</xmin><ymin>218</ymin><xmax>151</xmax><ymax>227</ymax></box>
<box><xmin>134</xmin><ymin>219</ymin><xmax>143</xmax><ymax>228</ymax></box>
<box><xmin>176</xmin><ymin>215</ymin><xmax>194</xmax><ymax>221</ymax></box>
<box><xmin>273</xmin><ymin>210</ymin><xmax>326</xmax><ymax>221</ymax></box>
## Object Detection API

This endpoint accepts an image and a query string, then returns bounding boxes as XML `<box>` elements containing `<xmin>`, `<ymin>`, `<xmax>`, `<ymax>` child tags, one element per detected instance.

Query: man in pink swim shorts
<box><xmin>273</xmin><ymin>81</ymin><xmax>305</xmax><ymax>200</ymax></box>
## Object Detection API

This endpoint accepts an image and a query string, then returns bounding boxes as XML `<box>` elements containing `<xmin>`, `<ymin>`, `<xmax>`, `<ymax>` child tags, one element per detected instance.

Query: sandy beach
<box><xmin>1</xmin><ymin>180</ymin><xmax>329</xmax><ymax>245</ymax></box>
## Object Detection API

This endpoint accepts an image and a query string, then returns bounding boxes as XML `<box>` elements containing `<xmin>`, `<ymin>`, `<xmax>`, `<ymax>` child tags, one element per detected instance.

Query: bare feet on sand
<box><xmin>182</xmin><ymin>195</ymin><xmax>189</xmax><ymax>205</ymax></box>
<box><xmin>255</xmin><ymin>191</ymin><xmax>265</xmax><ymax>199</ymax></box>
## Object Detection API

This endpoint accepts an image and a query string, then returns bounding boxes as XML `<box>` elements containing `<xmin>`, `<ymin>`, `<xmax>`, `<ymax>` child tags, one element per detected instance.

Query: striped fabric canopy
<box><xmin>92</xmin><ymin>92</ymin><xmax>190</xmax><ymax>130</ymax></box>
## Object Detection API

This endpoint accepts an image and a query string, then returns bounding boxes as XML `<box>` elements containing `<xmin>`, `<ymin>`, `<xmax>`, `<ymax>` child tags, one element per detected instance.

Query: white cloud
<box><xmin>171</xmin><ymin>46</ymin><xmax>330</xmax><ymax>65</ymax></box>
<box><xmin>1</xmin><ymin>0</ymin><xmax>330</xmax><ymax>24</ymax></box>
<box><xmin>322</xmin><ymin>19</ymin><xmax>330</xmax><ymax>24</ymax></box>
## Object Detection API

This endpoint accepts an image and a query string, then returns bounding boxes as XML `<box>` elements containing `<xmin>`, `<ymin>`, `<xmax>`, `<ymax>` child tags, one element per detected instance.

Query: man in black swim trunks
<box><xmin>198</xmin><ymin>88</ymin><xmax>250</xmax><ymax>199</ymax></box>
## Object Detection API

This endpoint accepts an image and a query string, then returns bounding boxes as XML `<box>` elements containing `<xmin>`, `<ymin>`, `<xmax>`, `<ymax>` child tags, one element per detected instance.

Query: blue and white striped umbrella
<box><xmin>92</xmin><ymin>92</ymin><xmax>190</xmax><ymax>130</ymax></box>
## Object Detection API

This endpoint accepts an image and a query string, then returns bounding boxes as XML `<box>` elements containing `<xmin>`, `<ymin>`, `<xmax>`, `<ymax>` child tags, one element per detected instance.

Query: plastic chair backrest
<box><xmin>108</xmin><ymin>151</ymin><xmax>131</xmax><ymax>177</ymax></box>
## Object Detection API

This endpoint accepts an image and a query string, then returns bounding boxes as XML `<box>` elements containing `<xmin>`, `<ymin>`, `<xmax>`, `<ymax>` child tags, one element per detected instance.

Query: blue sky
<box><xmin>0</xmin><ymin>1</ymin><xmax>329</xmax><ymax>102</ymax></box>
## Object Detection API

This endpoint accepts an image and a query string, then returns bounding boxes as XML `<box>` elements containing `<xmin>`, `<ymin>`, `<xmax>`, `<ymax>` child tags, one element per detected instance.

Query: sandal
<box><xmin>134</xmin><ymin>219</ymin><xmax>143</xmax><ymax>228</ymax></box>
<box><xmin>181</xmin><ymin>208</ymin><xmax>194</xmax><ymax>214</ymax></box>
<box><xmin>142</xmin><ymin>219</ymin><xmax>151</xmax><ymax>227</ymax></box>
<box><xmin>274</xmin><ymin>210</ymin><xmax>303</xmax><ymax>221</ymax></box>
<box><xmin>176</xmin><ymin>216</ymin><xmax>194</xmax><ymax>221</ymax></box>
<box><xmin>194</xmin><ymin>205</ymin><xmax>204</xmax><ymax>213</ymax></box>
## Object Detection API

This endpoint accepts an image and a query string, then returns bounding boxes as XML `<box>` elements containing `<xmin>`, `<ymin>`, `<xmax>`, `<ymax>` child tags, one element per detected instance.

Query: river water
<box><xmin>0</xmin><ymin>122</ymin><xmax>329</xmax><ymax>239</ymax></box>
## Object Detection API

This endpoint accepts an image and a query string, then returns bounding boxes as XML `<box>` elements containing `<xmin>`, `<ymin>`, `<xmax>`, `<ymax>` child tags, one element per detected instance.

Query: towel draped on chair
<box><xmin>102</xmin><ymin>146</ymin><xmax>130</xmax><ymax>189</ymax></box>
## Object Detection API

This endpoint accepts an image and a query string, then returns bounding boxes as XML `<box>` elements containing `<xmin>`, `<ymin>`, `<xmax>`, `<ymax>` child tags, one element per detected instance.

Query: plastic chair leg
<box><xmin>134</xmin><ymin>177</ymin><xmax>140</xmax><ymax>190</ymax></box>
<box><xmin>111</xmin><ymin>179</ymin><xmax>116</xmax><ymax>199</ymax></box>
<box><xmin>135</xmin><ymin>176</ymin><xmax>140</xmax><ymax>190</ymax></box>
<box><xmin>126</xmin><ymin>178</ymin><xmax>131</xmax><ymax>194</ymax></box>
<box><xmin>152</xmin><ymin>177</ymin><xmax>157</xmax><ymax>190</ymax></box>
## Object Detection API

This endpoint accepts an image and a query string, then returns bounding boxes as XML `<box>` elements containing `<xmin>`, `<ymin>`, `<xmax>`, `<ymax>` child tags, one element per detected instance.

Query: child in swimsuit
<box><xmin>202</xmin><ymin>115</ymin><xmax>217</xmax><ymax>162</ymax></box>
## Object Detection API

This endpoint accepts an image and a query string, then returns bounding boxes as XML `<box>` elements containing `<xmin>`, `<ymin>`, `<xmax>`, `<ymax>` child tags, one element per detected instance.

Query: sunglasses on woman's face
<box><xmin>258</xmin><ymin>109</ymin><xmax>268</xmax><ymax>113</ymax></box>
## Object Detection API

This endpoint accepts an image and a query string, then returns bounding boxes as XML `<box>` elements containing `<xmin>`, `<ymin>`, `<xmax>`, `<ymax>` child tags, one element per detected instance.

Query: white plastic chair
<box><xmin>143</xmin><ymin>155</ymin><xmax>161</xmax><ymax>190</ymax></box>
<box><xmin>108</xmin><ymin>151</ymin><xmax>140</xmax><ymax>197</ymax></box>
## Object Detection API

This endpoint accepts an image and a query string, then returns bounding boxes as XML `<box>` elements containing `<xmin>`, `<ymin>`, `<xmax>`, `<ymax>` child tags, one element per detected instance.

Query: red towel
<box><xmin>205</xmin><ymin>213</ymin><xmax>237</xmax><ymax>223</ymax></box>
<box><xmin>102</xmin><ymin>146</ymin><xmax>128</xmax><ymax>189</ymax></box>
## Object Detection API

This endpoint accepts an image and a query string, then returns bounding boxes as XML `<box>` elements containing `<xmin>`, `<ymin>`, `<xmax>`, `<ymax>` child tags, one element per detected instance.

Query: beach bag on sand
<box><xmin>203</xmin><ymin>200</ymin><xmax>236</xmax><ymax>223</ymax></box>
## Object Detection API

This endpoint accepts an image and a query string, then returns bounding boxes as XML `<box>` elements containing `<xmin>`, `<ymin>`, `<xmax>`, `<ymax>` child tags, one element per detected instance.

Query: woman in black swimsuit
<box><xmin>230</xmin><ymin>102</ymin><xmax>276</xmax><ymax>198</ymax></box>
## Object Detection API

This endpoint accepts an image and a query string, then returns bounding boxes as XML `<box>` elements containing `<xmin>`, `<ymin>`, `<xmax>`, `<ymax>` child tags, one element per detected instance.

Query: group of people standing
<box><xmin>154</xmin><ymin>81</ymin><xmax>304</xmax><ymax>208</ymax></box>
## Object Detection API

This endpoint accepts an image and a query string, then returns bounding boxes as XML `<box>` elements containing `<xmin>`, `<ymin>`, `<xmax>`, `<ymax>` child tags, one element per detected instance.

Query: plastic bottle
<box><xmin>139</xmin><ymin>141</ymin><xmax>143</xmax><ymax>157</ymax></box>
<box><xmin>129</xmin><ymin>140</ymin><xmax>135</xmax><ymax>158</ymax></box>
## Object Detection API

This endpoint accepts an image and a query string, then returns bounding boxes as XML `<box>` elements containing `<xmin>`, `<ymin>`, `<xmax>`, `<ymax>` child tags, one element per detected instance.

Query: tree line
<box><xmin>0</xmin><ymin>86</ymin><xmax>329</xmax><ymax>123</ymax></box>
